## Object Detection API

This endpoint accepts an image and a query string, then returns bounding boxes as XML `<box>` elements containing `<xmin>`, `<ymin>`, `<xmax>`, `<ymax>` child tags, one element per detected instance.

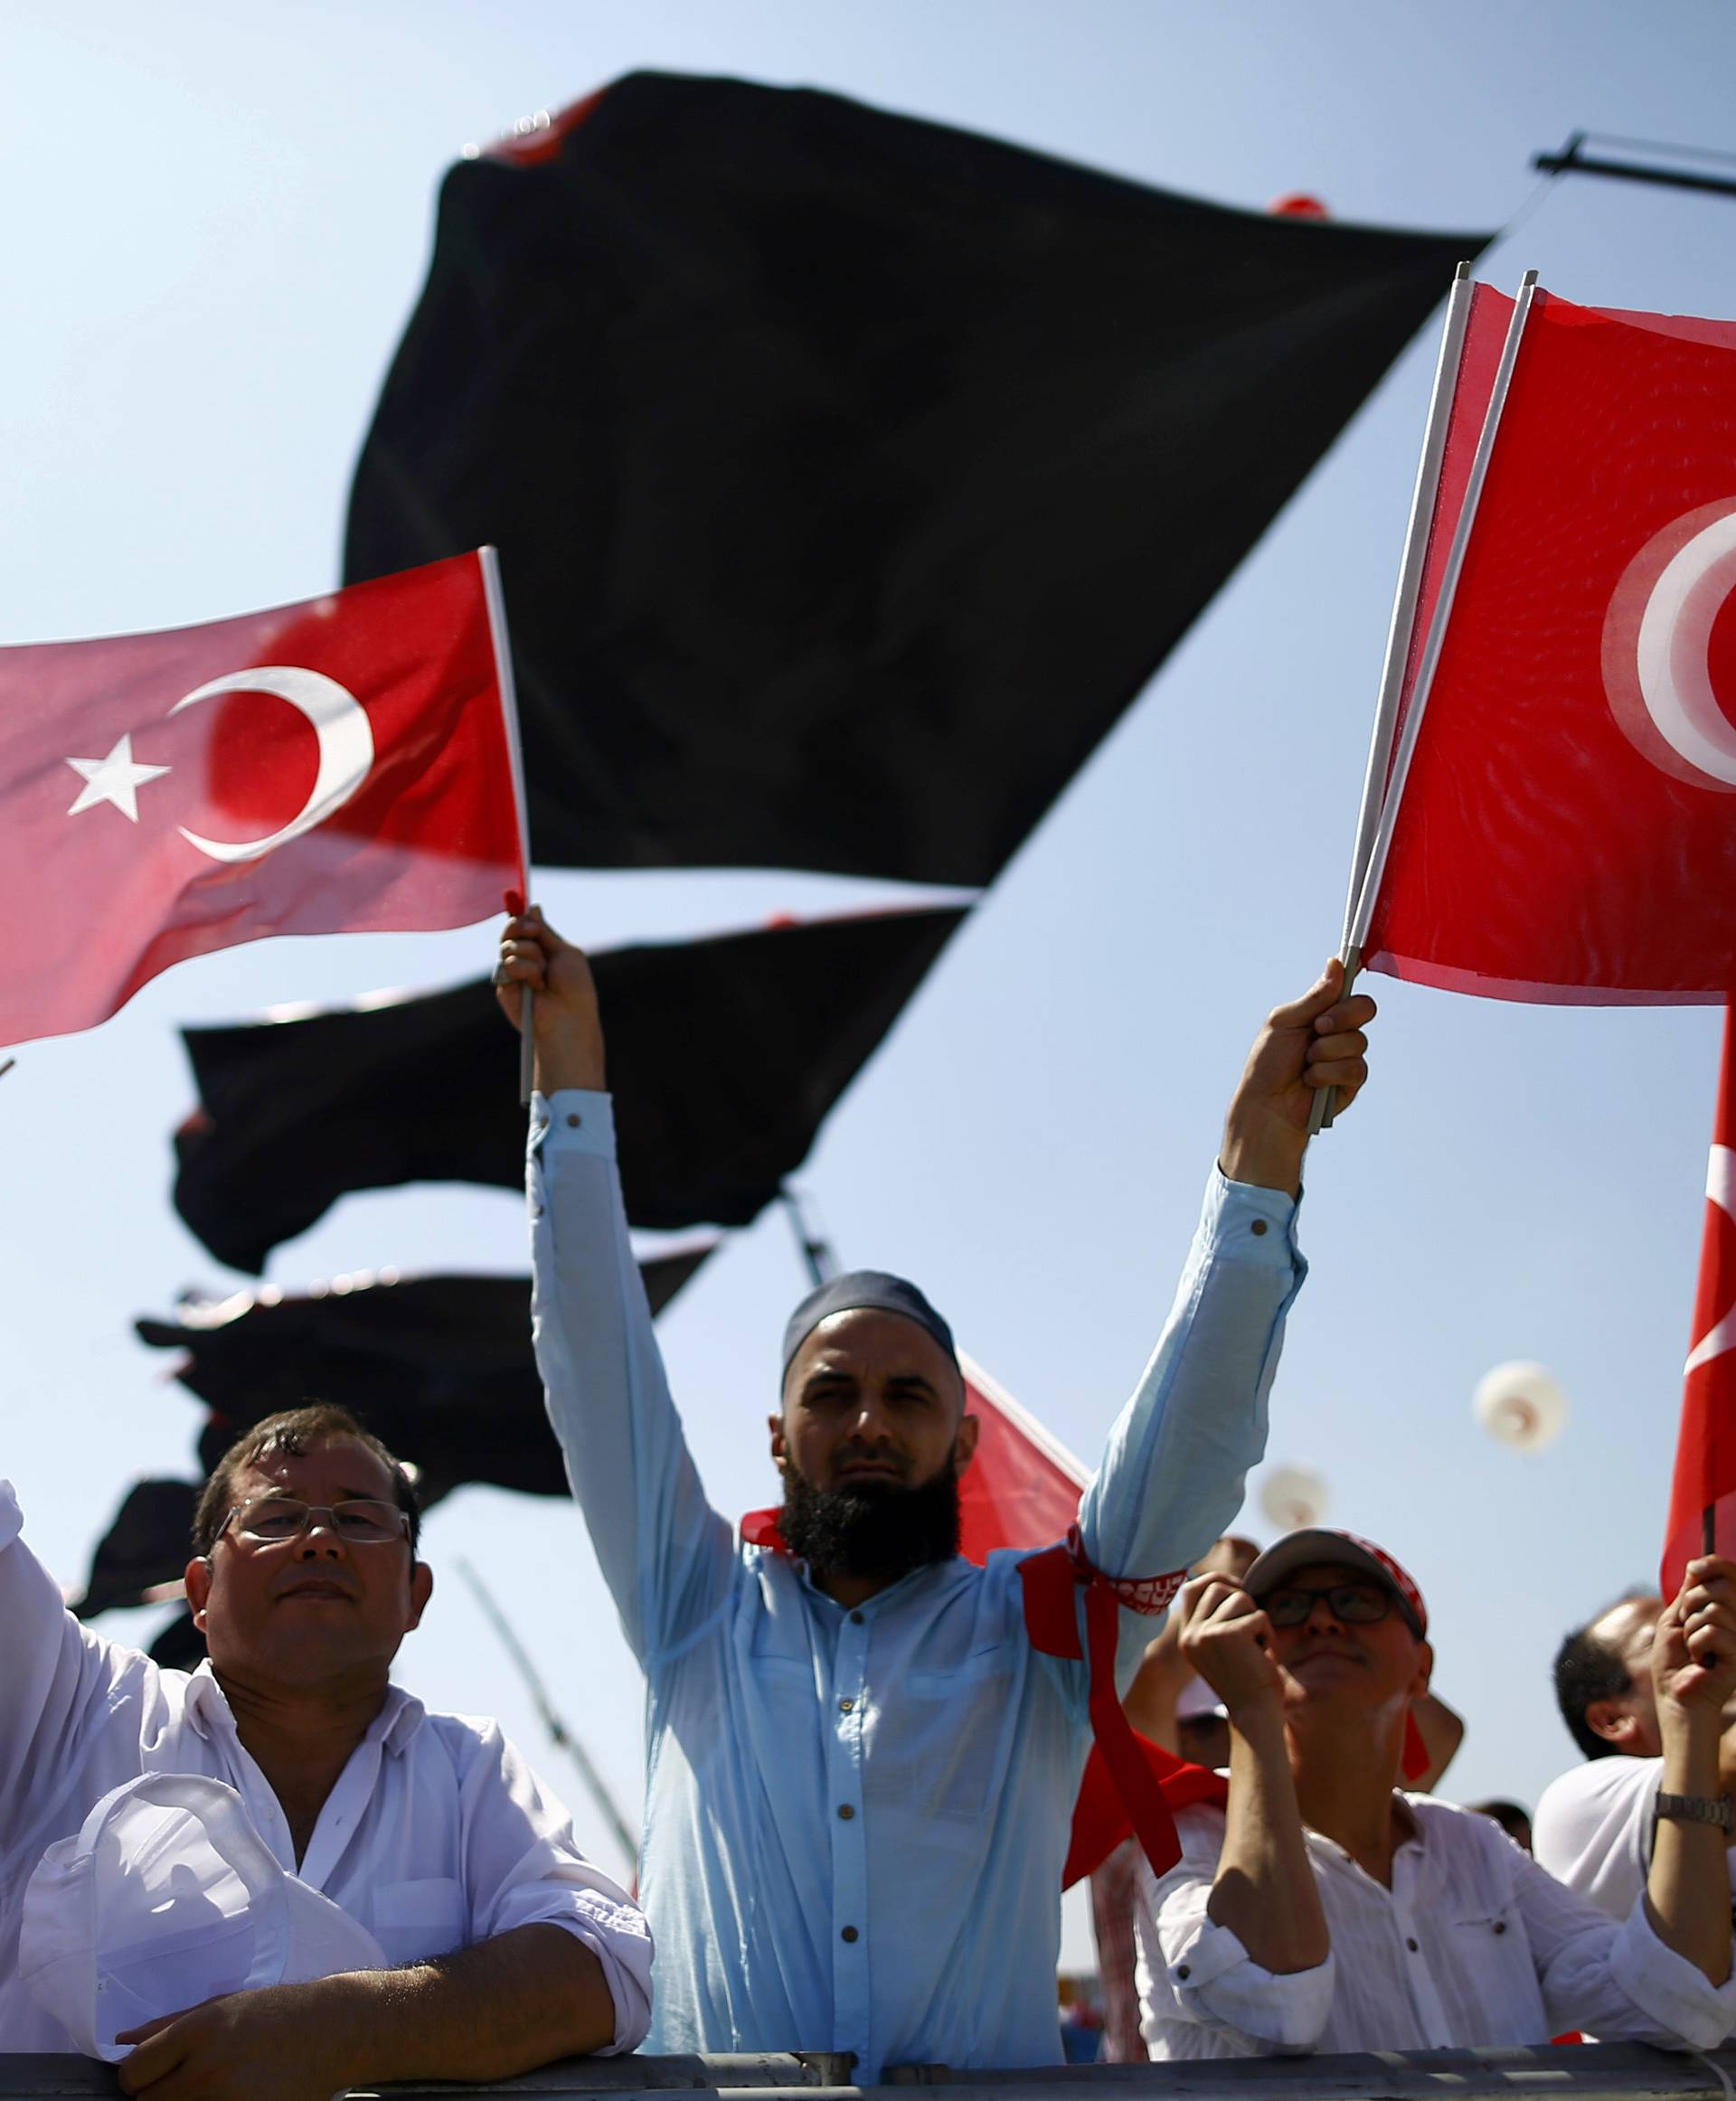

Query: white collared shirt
<box><xmin>1135</xmin><ymin>1795</ymin><xmax>1736</xmax><ymax>2058</ymax></box>
<box><xmin>0</xmin><ymin>1481</ymin><xmax>652</xmax><ymax>2055</ymax></box>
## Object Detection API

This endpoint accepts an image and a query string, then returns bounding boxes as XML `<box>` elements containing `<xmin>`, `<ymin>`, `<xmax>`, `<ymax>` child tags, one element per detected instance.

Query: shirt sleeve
<box><xmin>1513</xmin><ymin>1840</ymin><xmax>1736</xmax><ymax>2049</ymax></box>
<box><xmin>1073</xmin><ymin>1168</ymin><xmax>1304</xmax><ymax>1677</ymax></box>
<box><xmin>529</xmin><ymin>1090</ymin><xmax>735</xmax><ymax>1667</ymax></box>
<box><xmin>1133</xmin><ymin>1814</ymin><xmax>1335</xmax><ymax>2055</ymax></box>
<box><xmin>458</xmin><ymin>1720</ymin><xmax>655</xmax><ymax>2056</ymax></box>
<box><xmin>0</xmin><ymin>1480</ymin><xmax>150</xmax><ymax>1875</ymax></box>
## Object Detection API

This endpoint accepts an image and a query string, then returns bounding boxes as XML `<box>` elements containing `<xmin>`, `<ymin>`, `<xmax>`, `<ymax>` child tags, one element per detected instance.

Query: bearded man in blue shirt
<box><xmin>497</xmin><ymin>909</ymin><xmax>1374</xmax><ymax>2083</ymax></box>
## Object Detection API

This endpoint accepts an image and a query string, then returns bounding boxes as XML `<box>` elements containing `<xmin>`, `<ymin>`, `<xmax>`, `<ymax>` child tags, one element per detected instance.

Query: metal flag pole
<box><xmin>457</xmin><ymin>1556</ymin><xmax>640</xmax><ymax>1870</ymax></box>
<box><xmin>1309</xmin><ymin>269</ymin><xmax>1541</xmax><ymax>1137</ymax></box>
<box><xmin>479</xmin><ymin>546</ymin><xmax>537</xmax><ymax>1107</ymax></box>
<box><xmin>1310</xmin><ymin>262</ymin><xmax>1477</xmax><ymax>1136</ymax></box>
<box><xmin>781</xmin><ymin>1185</ymin><xmax>838</xmax><ymax>1286</ymax></box>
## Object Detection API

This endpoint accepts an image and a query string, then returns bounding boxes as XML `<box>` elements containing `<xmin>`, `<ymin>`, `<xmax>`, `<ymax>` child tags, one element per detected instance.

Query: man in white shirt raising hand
<box><xmin>1135</xmin><ymin>1530</ymin><xmax>1736</xmax><ymax>2058</ymax></box>
<box><xmin>1</xmin><ymin>1404</ymin><xmax>652</xmax><ymax>2092</ymax></box>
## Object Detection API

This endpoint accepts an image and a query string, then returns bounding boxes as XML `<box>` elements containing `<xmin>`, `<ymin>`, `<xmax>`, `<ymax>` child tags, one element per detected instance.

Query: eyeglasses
<box><xmin>222</xmin><ymin>1495</ymin><xmax>410</xmax><ymax>1546</ymax></box>
<box><xmin>1263</xmin><ymin>1580</ymin><xmax>1413</xmax><ymax>1632</ymax></box>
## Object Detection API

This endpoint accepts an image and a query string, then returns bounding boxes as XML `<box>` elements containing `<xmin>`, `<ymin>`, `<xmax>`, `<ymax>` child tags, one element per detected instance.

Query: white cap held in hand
<box><xmin>19</xmin><ymin>1772</ymin><xmax>386</xmax><ymax>2061</ymax></box>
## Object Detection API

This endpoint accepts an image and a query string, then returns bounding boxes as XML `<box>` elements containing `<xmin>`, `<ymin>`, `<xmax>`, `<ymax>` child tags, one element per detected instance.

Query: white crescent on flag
<box><xmin>170</xmin><ymin>667</ymin><xmax>375</xmax><ymax>863</ymax></box>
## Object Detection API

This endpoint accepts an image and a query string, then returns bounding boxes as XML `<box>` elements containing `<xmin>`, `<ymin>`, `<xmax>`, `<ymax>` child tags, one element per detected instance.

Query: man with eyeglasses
<box><xmin>0</xmin><ymin>1403</ymin><xmax>653</xmax><ymax>2088</ymax></box>
<box><xmin>1133</xmin><ymin>1528</ymin><xmax>1736</xmax><ymax>2058</ymax></box>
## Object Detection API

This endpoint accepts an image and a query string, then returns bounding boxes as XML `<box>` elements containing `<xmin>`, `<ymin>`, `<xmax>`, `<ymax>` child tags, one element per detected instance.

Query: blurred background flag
<box><xmin>345</xmin><ymin>71</ymin><xmax>1487</xmax><ymax>887</ymax></box>
<box><xmin>0</xmin><ymin>552</ymin><xmax>524</xmax><ymax>1047</ymax></box>
<box><xmin>1663</xmin><ymin>1008</ymin><xmax>1736</xmax><ymax>1594</ymax></box>
<box><xmin>172</xmin><ymin>905</ymin><xmax>967</xmax><ymax>1271</ymax></box>
<box><xmin>110</xmin><ymin>1249</ymin><xmax>714</xmax><ymax>1664</ymax></box>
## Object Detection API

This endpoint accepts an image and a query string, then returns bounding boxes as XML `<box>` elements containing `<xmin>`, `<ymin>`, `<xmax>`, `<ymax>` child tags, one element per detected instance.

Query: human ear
<box><xmin>952</xmin><ymin>1412</ymin><xmax>980</xmax><ymax>1477</ymax></box>
<box><xmin>1410</xmin><ymin>1638</ymin><xmax>1434</xmax><ymax>1702</ymax></box>
<box><xmin>184</xmin><ymin>1557</ymin><xmax>213</xmax><ymax>1631</ymax></box>
<box><xmin>407</xmin><ymin>1561</ymin><xmax>434</xmax><ymax>1631</ymax></box>
<box><xmin>768</xmin><ymin>1414</ymin><xmax>787</xmax><ymax>1469</ymax></box>
<box><xmin>1585</xmin><ymin>1696</ymin><xmax>1637</xmax><ymax>1748</ymax></box>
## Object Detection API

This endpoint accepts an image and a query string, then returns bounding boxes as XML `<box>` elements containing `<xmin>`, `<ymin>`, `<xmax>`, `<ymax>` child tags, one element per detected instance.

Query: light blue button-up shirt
<box><xmin>530</xmin><ymin>1089</ymin><xmax>1304</xmax><ymax>2080</ymax></box>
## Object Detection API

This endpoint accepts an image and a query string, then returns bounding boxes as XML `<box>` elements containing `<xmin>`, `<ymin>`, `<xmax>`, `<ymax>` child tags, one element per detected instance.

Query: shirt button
<box><xmin>839</xmin><ymin>1697</ymin><xmax>854</xmax><ymax>1713</ymax></box>
<box><xmin>566</xmin><ymin>1112</ymin><xmax>582</xmax><ymax>1128</ymax></box>
<box><xmin>838</xmin><ymin>1804</ymin><xmax>855</xmax><ymax>1820</ymax></box>
<box><xmin>841</xmin><ymin>1926</ymin><xmax>859</xmax><ymax>1944</ymax></box>
<box><xmin>1493</xmin><ymin>1922</ymin><xmax>1506</xmax><ymax>1935</ymax></box>
<box><xmin>849</xmin><ymin>1610</ymin><xmax>864</xmax><ymax>1625</ymax></box>
<box><xmin>1176</xmin><ymin>1964</ymin><xmax>1191</xmax><ymax>1981</ymax></box>
<box><xmin>1250</xmin><ymin>1219</ymin><xmax>1269</xmax><ymax>1237</ymax></box>
<box><xmin>1406</xmin><ymin>1937</ymin><xmax>1419</xmax><ymax>1952</ymax></box>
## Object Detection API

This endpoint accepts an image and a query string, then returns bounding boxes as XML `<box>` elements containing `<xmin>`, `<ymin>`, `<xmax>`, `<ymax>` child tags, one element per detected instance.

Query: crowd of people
<box><xmin>2</xmin><ymin>909</ymin><xmax>1731</xmax><ymax>2096</ymax></box>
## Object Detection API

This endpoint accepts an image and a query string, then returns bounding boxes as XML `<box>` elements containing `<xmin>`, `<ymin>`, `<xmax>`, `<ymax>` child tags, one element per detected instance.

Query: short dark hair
<box><xmin>193</xmin><ymin>1404</ymin><xmax>421</xmax><ymax>1558</ymax></box>
<box><xmin>1467</xmin><ymin>1798</ymin><xmax>1533</xmax><ymax>1848</ymax></box>
<box><xmin>1553</xmin><ymin>1596</ymin><xmax>1649</xmax><ymax>1761</ymax></box>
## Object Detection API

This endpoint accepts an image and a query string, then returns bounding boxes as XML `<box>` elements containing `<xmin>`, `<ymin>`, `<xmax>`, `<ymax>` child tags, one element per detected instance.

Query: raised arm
<box><xmin>1641</xmin><ymin>1559</ymin><xmax>1736</xmax><ymax>1983</ymax></box>
<box><xmin>1178</xmin><ymin>1571</ymin><xmax>1330</xmax><ymax>1974</ymax></box>
<box><xmin>1517</xmin><ymin>1559</ymin><xmax>1736</xmax><ymax>2049</ymax></box>
<box><xmin>0</xmin><ymin>1480</ymin><xmax>151</xmax><ymax>1851</ymax></box>
<box><xmin>1076</xmin><ymin>964</ymin><xmax>1374</xmax><ymax>1599</ymax></box>
<box><xmin>499</xmin><ymin>910</ymin><xmax>733</xmax><ymax>1665</ymax></box>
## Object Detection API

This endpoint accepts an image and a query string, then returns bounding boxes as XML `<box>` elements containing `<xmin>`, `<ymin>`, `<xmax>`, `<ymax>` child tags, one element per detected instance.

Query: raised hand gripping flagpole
<box><xmin>479</xmin><ymin>546</ymin><xmax>537</xmax><ymax>1106</ymax></box>
<box><xmin>1310</xmin><ymin>268</ymin><xmax>1540</xmax><ymax>1135</ymax></box>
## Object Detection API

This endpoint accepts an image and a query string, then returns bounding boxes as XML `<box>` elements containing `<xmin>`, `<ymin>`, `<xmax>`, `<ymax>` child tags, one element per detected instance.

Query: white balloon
<box><xmin>1473</xmin><ymin>1361</ymin><xmax>1568</xmax><ymax>1453</ymax></box>
<box><xmin>1260</xmin><ymin>1463</ymin><xmax>1328</xmax><ymax>1532</ymax></box>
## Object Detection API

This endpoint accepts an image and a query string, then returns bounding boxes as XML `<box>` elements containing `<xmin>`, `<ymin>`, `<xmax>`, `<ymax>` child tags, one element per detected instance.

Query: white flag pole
<box><xmin>1309</xmin><ymin>262</ymin><xmax>1477</xmax><ymax>1135</ymax></box>
<box><xmin>1309</xmin><ymin>269</ymin><xmax>1540</xmax><ymax>1137</ymax></box>
<box><xmin>479</xmin><ymin>546</ymin><xmax>537</xmax><ymax>1107</ymax></box>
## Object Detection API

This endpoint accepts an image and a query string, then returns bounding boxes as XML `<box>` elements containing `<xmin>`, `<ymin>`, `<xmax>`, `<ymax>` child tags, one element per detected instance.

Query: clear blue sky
<box><xmin>5</xmin><ymin>0</ymin><xmax>1736</xmax><ymax>1968</ymax></box>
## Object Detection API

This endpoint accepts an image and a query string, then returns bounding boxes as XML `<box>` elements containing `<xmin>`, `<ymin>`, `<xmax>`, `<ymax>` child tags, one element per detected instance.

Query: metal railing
<box><xmin>9</xmin><ymin>2042</ymin><xmax>1736</xmax><ymax>2099</ymax></box>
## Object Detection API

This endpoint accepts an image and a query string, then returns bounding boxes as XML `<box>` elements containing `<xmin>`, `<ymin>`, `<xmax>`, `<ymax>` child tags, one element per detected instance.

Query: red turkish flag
<box><xmin>1363</xmin><ymin>285</ymin><xmax>1736</xmax><ymax>1003</ymax></box>
<box><xmin>1662</xmin><ymin>1009</ymin><xmax>1736</xmax><ymax>1594</ymax></box>
<box><xmin>0</xmin><ymin>552</ymin><xmax>525</xmax><ymax>1046</ymax></box>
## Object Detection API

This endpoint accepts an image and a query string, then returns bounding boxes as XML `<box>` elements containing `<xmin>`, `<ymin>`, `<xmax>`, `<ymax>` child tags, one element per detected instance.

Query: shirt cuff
<box><xmin>1170</xmin><ymin>1917</ymin><xmax>1335</xmax><ymax>2052</ymax></box>
<box><xmin>1199</xmin><ymin>1166</ymin><xmax>1306</xmax><ymax>1276</ymax></box>
<box><xmin>1613</xmin><ymin>1894</ymin><xmax>1736</xmax><ymax>2048</ymax></box>
<box><xmin>530</xmin><ymin>1088</ymin><xmax>618</xmax><ymax>1163</ymax></box>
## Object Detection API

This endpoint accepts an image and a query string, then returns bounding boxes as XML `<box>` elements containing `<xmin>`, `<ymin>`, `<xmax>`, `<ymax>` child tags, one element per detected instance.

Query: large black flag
<box><xmin>137</xmin><ymin>1255</ymin><xmax>711</xmax><ymax>1504</ymax></box>
<box><xmin>104</xmin><ymin>1252</ymin><xmax>708</xmax><ymax>1665</ymax></box>
<box><xmin>175</xmin><ymin>905</ymin><xmax>964</xmax><ymax>1273</ymax></box>
<box><xmin>346</xmin><ymin>71</ymin><xmax>1487</xmax><ymax>885</ymax></box>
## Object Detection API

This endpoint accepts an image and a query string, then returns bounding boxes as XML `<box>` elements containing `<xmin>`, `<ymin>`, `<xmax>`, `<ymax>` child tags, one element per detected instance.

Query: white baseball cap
<box><xmin>20</xmin><ymin>1773</ymin><xmax>386</xmax><ymax>2061</ymax></box>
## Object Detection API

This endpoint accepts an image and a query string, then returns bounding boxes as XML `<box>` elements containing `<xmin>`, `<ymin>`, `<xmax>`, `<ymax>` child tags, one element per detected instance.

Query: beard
<box><xmin>779</xmin><ymin>1456</ymin><xmax>963</xmax><ymax>1584</ymax></box>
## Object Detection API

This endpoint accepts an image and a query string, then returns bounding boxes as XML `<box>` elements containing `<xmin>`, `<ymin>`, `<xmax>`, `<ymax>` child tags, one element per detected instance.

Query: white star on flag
<box><xmin>65</xmin><ymin>734</ymin><xmax>171</xmax><ymax>822</ymax></box>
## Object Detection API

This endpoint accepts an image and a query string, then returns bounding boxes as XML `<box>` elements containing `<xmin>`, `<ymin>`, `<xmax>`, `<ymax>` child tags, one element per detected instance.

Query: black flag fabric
<box><xmin>174</xmin><ymin>905</ymin><xmax>966</xmax><ymax>1273</ymax></box>
<box><xmin>107</xmin><ymin>1251</ymin><xmax>708</xmax><ymax>1667</ymax></box>
<box><xmin>346</xmin><ymin>71</ymin><xmax>1488</xmax><ymax>885</ymax></box>
<box><xmin>68</xmin><ymin>1479</ymin><xmax>200</xmax><ymax>1620</ymax></box>
<box><xmin>136</xmin><ymin>1253</ymin><xmax>713</xmax><ymax>1511</ymax></box>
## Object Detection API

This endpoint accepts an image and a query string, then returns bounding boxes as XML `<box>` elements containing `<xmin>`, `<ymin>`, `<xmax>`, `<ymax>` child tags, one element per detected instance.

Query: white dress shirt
<box><xmin>1535</xmin><ymin>1755</ymin><xmax>1736</xmax><ymax>1922</ymax></box>
<box><xmin>1135</xmin><ymin>1795</ymin><xmax>1736</xmax><ymax>2057</ymax></box>
<box><xmin>0</xmin><ymin>1481</ymin><xmax>653</xmax><ymax>2055</ymax></box>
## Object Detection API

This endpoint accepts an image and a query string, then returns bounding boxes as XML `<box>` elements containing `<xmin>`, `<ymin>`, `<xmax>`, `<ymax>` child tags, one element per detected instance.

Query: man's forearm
<box><xmin>1645</xmin><ymin>1713</ymin><xmax>1734</xmax><ymax>1986</ymax></box>
<box><xmin>118</xmin><ymin>1927</ymin><xmax>627</xmax><ymax>2099</ymax></box>
<box><xmin>1208</xmin><ymin>1707</ymin><xmax>1330</xmax><ymax>1974</ymax></box>
<box><xmin>350</xmin><ymin>1925</ymin><xmax>620</xmax><ymax>2078</ymax></box>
